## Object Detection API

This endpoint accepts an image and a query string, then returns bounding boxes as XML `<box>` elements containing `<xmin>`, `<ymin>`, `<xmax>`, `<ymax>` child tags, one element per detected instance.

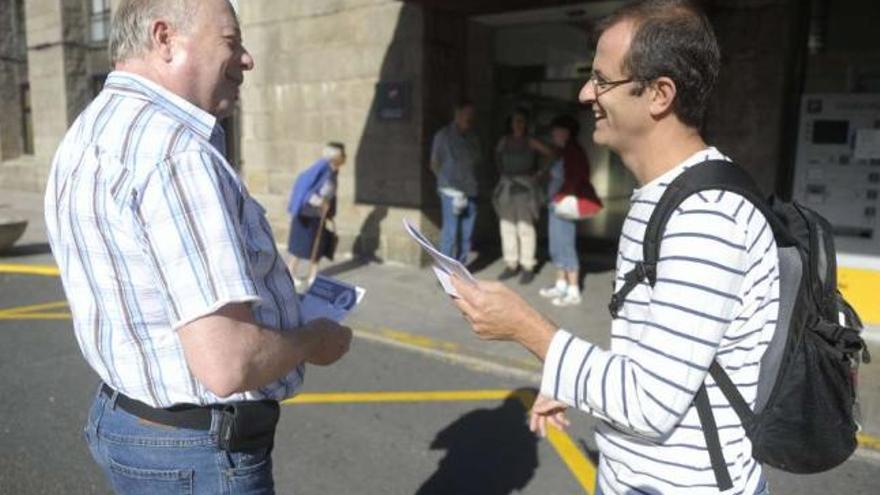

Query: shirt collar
<box><xmin>102</xmin><ymin>71</ymin><xmax>218</xmax><ymax>142</ymax></box>
<box><xmin>632</xmin><ymin>146</ymin><xmax>729</xmax><ymax>199</ymax></box>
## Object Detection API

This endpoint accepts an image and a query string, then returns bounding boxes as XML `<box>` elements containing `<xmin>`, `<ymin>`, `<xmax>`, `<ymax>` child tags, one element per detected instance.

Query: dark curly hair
<box><xmin>597</xmin><ymin>0</ymin><xmax>720</xmax><ymax>128</ymax></box>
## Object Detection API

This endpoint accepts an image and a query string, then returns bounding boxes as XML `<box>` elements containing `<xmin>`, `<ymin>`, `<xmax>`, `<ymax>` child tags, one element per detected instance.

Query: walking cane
<box><xmin>308</xmin><ymin>202</ymin><xmax>330</xmax><ymax>270</ymax></box>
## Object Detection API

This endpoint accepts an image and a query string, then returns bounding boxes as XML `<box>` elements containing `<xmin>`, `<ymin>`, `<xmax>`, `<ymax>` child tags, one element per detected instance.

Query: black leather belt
<box><xmin>100</xmin><ymin>384</ymin><xmax>281</xmax><ymax>452</ymax></box>
<box><xmin>101</xmin><ymin>383</ymin><xmax>214</xmax><ymax>430</ymax></box>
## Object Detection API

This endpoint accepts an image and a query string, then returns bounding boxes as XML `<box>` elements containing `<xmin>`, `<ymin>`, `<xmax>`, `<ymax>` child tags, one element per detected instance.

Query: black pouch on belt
<box><xmin>217</xmin><ymin>400</ymin><xmax>280</xmax><ymax>452</ymax></box>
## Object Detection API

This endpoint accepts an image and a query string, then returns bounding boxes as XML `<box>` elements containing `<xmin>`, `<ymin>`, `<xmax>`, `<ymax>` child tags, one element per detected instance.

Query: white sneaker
<box><xmin>539</xmin><ymin>285</ymin><xmax>566</xmax><ymax>299</ymax></box>
<box><xmin>552</xmin><ymin>292</ymin><xmax>582</xmax><ymax>307</ymax></box>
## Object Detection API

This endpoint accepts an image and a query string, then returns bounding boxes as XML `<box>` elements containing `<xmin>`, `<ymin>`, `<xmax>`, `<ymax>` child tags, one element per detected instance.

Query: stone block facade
<box><xmin>0</xmin><ymin>0</ymin><xmax>27</xmax><ymax>162</ymax></box>
<box><xmin>1</xmin><ymin>0</ymin><xmax>874</xmax><ymax>265</ymax></box>
<box><xmin>0</xmin><ymin>0</ymin><xmax>111</xmax><ymax>192</ymax></box>
<box><xmin>239</xmin><ymin>0</ymin><xmax>433</xmax><ymax>265</ymax></box>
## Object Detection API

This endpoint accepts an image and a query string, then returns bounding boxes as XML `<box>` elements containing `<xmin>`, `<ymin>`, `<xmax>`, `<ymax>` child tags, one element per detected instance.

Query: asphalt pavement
<box><xmin>1</xmin><ymin>188</ymin><xmax>879</xmax><ymax>494</ymax></box>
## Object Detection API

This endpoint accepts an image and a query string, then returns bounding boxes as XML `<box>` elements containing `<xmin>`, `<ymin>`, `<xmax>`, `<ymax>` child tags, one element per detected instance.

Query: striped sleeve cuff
<box><xmin>540</xmin><ymin>329</ymin><xmax>598</xmax><ymax>406</ymax></box>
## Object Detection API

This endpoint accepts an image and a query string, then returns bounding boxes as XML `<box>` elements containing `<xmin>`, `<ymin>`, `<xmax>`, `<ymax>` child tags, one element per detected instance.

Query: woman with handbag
<box><xmin>286</xmin><ymin>142</ymin><xmax>346</xmax><ymax>292</ymax></box>
<box><xmin>492</xmin><ymin>108</ymin><xmax>556</xmax><ymax>285</ymax></box>
<box><xmin>538</xmin><ymin>115</ymin><xmax>602</xmax><ymax>306</ymax></box>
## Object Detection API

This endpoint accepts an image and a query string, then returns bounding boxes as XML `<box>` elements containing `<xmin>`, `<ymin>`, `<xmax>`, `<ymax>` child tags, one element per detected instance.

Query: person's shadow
<box><xmin>415</xmin><ymin>388</ymin><xmax>539</xmax><ymax>495</ymax></box>
<box><xmin>320</xmin><ymin>206</ymin><xmax>388</xmax><ymax>278</ymax></box>
<box><xmin>352</xmin><ymin>205</ymin><xmax>388</xmax><ymax>263</ymax></box>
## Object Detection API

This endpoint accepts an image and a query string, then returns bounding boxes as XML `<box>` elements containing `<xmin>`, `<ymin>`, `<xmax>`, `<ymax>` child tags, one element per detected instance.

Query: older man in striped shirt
<box><xmin>452</xmin><ymin>1</ymin><xmax>777</xmax><ymax>494</ymax></box>
<box><xmin>44</xmin><ymin>1</ymin><xmax>351</xmax><ymax>493</ymax></box>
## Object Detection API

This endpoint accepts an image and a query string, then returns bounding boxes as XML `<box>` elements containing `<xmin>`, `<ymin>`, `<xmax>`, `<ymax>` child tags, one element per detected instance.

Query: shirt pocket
<box><xmin>240</xmin><ymin>197</ymin><xmax>278</xmax><ymax>273</ymax></box>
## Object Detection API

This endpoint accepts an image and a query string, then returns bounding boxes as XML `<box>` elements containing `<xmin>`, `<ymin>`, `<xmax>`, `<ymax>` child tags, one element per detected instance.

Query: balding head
<box><xmin>111</xmin><ymin>0</ymin><xmax>252</xmax><ymax>118</ymax></box>
<box><xmin>109</xmin><ymin>0</ymin><xmax>202</xmax><ymax>64</ymax></box>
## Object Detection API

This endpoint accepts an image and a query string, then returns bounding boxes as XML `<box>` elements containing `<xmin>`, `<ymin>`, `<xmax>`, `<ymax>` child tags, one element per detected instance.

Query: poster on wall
<box><xmin>375</xmin><ymin>81</ymin><xmax>410</xmax><ymax>121</ymax></box>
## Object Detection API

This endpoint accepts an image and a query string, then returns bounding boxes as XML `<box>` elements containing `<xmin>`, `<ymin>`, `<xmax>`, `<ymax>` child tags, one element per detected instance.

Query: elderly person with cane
<box><xmin>287</xmin><ymin>142</ymin><xmax>346</xmax><ymax>291</ymax></box>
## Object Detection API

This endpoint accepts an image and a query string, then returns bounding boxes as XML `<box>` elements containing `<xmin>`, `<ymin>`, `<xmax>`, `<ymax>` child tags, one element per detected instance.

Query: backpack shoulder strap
<box><xmin>642</xmin><ymin>160</ymin><xmax>770</xmax><ymax>274</ymax></box>
<box><xmin>608</xmin><ymin>160</ymin><xmax>773</xmax><ymax>318</ymax></box>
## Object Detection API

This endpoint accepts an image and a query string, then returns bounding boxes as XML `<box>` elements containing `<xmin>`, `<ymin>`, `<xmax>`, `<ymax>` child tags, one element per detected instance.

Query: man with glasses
<box><xmin>451</xmin><ymin>1</ymin><xmax>777</xmax><ymax>493</ymax></box>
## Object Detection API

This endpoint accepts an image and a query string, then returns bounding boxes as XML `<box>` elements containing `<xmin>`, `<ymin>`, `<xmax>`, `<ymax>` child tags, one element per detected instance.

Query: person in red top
<box><xmin>538</xmin><ymin>115</ymin><xmax>599</xmax><ymax>306</ymax></box>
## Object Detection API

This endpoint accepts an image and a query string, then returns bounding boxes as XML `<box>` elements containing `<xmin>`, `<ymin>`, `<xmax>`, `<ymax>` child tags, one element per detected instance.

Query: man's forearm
<box><xmin>234</xmin><ymin>324</ymin><xmax>317</xmax><ymax>394</ymax></box>
<box><xmin>517</xmin><ymin>318</ymin><xmax>558</xmax><ymax>361</ymax></box>
<box><xmin>179</xmin><ymin>304</ymin><xmax>318</xmax><ymax>397</ymax></box>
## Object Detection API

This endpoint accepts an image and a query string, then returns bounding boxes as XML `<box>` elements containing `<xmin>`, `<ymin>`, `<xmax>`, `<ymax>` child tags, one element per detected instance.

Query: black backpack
<box><xmin>608</xmin><ymin>160</ymin><xmax>870</xmax><ymax>490</ymax></box>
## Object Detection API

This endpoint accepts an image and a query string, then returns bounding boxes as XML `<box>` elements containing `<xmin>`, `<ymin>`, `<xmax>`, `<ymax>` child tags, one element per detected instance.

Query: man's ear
<box><xmin>149</xmin><ymin>19</ymin><xmax>175</xmax><ymax>62</ymax></box>
<box><xmin>648</xmin><ymin>76</ymin><xmax>677</xmax><ymax>118</ymax></box>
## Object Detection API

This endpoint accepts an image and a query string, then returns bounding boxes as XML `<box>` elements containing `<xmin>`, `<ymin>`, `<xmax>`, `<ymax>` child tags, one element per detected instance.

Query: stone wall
<box><xmin>239</xmin><ymin>0</ymin><xmax>432</xmax><ymax>265</ymax></box>
<box><xmin>0</xmin><ymin>0</ymin><xmax>113</xmax><ymax>191</ymax></box>
<box><xmin>26</xmin><ymin>0</ymin><xmax>69</xmax><ymax>165</ymax></box>
<box><xmin>0</xmin><ymin>0</ymin><xmax>27</xmax><ymax>162</ymax></box>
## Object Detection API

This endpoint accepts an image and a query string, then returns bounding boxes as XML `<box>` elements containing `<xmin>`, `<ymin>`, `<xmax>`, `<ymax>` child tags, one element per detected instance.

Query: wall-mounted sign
<box><xmin>375</xmin><ymin>81</ymin><xmax>410</xmax><ymax>121</ymax></box>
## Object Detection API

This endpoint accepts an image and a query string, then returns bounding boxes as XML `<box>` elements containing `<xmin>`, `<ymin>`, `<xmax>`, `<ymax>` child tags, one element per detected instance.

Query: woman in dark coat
<box><xmin>286</xmin><ymin>142</ymin><xmax>346</xmax><ymax>290</ymax></box>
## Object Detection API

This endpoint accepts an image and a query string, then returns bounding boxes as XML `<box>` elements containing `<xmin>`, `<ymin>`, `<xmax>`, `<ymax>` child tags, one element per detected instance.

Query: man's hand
<box><xmin>302</xmin><ymin>318</ymin><xmax>353</xmax><ymax>366</ymax></box>
<box><xmin>529</xmin><ymin>394</ymin><xmax>570</xmax><ymax>438</ymax></box>
<box><xmin>449</xmin><ymin>276</ymin><xmax>557</xmax><ymax>360</ymax></box>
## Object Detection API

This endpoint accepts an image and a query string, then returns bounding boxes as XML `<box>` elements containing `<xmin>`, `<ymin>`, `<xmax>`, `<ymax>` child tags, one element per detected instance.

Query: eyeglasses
<box><xmin>588</xmin><ymin>72</ymin><xmax>638</xmax><ymax>92</ymax></box>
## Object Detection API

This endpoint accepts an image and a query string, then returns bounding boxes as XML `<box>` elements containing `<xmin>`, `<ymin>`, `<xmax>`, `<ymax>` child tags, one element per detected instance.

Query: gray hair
<box><xmin>109</xmin><ymin>0</ymin><xmax>199</xmax><ymax>64</ymax></box>
<box><xmin>322</xmin><ymin>142</ymin><xmax>346</xmax><ymax>160</ymax></box>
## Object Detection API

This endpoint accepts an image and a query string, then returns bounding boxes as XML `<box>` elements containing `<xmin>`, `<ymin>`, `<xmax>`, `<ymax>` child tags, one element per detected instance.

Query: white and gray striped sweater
<box><xmin>540</xmin><ymin>147</ymin><xmax>779</xmax><ymax>494</ymax></box>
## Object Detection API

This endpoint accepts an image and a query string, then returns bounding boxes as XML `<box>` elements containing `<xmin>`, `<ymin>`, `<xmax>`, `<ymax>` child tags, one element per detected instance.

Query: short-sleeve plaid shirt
<box><xmin>45</xmin><ymin>71</ymin><xmax>304</xmax><ymax>408</ymax></box>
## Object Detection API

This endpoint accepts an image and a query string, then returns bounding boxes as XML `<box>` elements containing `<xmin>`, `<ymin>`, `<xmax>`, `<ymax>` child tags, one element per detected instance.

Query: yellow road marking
<box><xmin>511</xmin><ymin>389</ymin><xmax>596</xmax><ymax>493</ymax></box>
<box><xmin>363</xmin><ymin>325</ymin><xmax>541</xmax><ymax>374</ymax></box>
<box><xmin>0</xmin><ymin>264</ymin><xmax>60</xmax><ymax>277</ymax></box>
<box><xmin>378</xmin><ymin>328</ymin><xmax>461</xmax><ymax>352</ymax></box>
<box><xmin>0</xmin><ymin>300</ymin><xmax>68</xmax><ymax>316</ymax></box>
<box><xmin>285</xmin><ymin>389</ymin><xmax>594</xmax><ymax>494</ymax></box>
<box><xmin>285</xmin><ymin>390</ymin><xmax>513</xmax><ymax>404</ymax></box>
<box><xmin>0</xmin><ymin>312</ymin><xmax>71</xmax><ymax>320</ymax></box>
<box><xmin>858</xmin><ymin>433</ymin><xmax>880</xmax><ymax>451</ymax></box>
<box><xmin>547</xmin><ymin>426</ymin><xmax>597</xmax><ymax>493</ymax></box>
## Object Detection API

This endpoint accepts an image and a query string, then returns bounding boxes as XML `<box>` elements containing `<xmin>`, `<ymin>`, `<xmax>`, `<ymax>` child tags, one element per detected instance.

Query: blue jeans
<box><xmin>439</xmin><ymin>192</ymin><xmax>477</xmax><ymax>263</ymax></box>
<box><xmin>548</xmin><ymin>210</ymin><xmax>578</xmax><ymax>272</ymax></box>
<box><xmin>84</xmin><ymin>386</ymin><xmax>275</xmax><ymax>494</ymax></box>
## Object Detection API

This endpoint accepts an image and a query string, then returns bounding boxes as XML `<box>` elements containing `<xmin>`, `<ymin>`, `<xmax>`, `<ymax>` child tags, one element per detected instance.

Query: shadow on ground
<box><xmin>0</xmin><ymin>242</ymin><xmax>52</xmax><ymax>258</ymax></box>
<box><xmin>415</xmin><ymin>388</ymin><xmax>539</xmax><ymax>495</ymax></box>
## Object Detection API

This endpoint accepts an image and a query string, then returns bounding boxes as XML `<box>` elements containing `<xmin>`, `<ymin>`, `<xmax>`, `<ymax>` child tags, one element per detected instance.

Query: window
<box><xmin>21</xmin><ymin>83</ymin><xmax>33</xmax><ymax>155</ymax></box>
<box><xmin>90</xmin><ymin>0</ymin><xmax>111</xmax><ymax>43</ymax></box>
